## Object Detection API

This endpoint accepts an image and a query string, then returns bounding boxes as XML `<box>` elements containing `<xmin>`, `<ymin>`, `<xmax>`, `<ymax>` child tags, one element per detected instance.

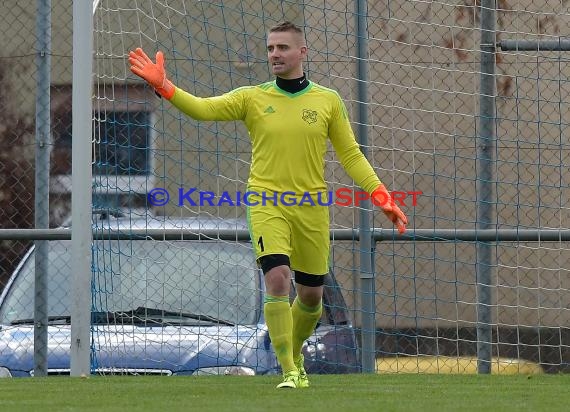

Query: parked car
<box><xmin>0</xmin><ymin>212</ymin><xmax>360</xmax><ymax>377</ymax></box>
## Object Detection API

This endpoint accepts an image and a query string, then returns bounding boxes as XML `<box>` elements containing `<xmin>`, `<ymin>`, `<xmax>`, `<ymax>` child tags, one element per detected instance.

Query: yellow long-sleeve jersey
<box><xmin>169</xmin><ymin>80</ymin><xmax>381</xmax><ymax>196</ymax></box>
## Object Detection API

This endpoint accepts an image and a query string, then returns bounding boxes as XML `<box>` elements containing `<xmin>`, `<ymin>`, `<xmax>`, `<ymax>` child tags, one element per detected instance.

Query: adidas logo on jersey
<box><xmin>264</xmin><ymin>106</ymin><xmax>276</xmax><ymax>113</ymax></box>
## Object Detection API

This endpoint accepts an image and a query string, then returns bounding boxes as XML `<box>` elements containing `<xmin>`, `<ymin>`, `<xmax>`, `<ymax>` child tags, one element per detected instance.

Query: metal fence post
<box><xmin>476</xmin><ymin>0</ymin><xmax>497</xmax><ymax>374</ymax></box>
<box><xmin>33</xmin><ymin>0</ymin><xmax>52</xmax><ymax>377</ymax></box>
<box><xmin>355</xmin><ymin>0</ymin><xmax>376</xmax><ymax>374</ymax></box>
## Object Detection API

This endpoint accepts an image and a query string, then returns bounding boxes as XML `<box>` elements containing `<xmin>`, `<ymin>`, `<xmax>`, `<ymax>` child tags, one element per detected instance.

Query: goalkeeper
<box><xmin>129</xmin><ymin>21</ymin><xmax>408</xmax><ymax>389</ymax></box>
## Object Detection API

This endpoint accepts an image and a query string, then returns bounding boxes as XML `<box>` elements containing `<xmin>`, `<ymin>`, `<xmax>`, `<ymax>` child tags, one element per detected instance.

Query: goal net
<box><xmin>88</xmin><ymin>0</ymin><xmax>569</xmax><ymax>375</ymax></box>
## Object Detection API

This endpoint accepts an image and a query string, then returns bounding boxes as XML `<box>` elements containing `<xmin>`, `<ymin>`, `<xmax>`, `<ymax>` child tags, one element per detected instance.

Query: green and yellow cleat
<box><xmin>294</xmin><ymin>354</ymin><xmax>310</xmax><ymax>388</ymax></box>
<box><xmin>276</xmin><ymin>370</ymin><xmax>301</xmax><ymax>389</ymax></box>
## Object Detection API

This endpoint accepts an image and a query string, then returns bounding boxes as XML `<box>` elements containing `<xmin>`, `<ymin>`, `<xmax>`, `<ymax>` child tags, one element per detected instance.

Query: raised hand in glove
<box><xmin>128</xmin><ymin>48</ymin><xmax>175</xmax><ymax>100</ymax></box>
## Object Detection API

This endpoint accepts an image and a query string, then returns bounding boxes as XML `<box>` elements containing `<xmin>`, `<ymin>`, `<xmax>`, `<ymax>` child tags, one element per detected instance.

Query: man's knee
<box><xmin>259</xmin><ymin>255</ymin><xmax>292</xmax><ymax>296</ymax></box>
<box><xmin>295</xmin><ymin>272</ymin><xmax>325</xmax><ymax>307</ymax></box>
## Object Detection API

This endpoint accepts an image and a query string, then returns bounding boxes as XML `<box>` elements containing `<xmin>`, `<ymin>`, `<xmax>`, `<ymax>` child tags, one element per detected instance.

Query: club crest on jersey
<box><xmin>302</xmin><ymin>109</ymin><xmax>318</xmax><ymax>124</ymax></box>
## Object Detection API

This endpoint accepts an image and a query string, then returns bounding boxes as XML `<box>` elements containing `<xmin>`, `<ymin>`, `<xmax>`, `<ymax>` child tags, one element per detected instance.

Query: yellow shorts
<box><xmin>246</xmin><ymin>192</ymin><xmax>330</xmax><ymax>275</ymax></box>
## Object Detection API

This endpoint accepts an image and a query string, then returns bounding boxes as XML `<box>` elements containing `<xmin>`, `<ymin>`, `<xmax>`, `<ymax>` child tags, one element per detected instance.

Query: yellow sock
<box><xmin>264</xmin><ymin>295</ymin><xmax>296</xmax><ymax>373</ymax></box>
<box><xmin>291</xmin><ymin>297</ymin><xmax>322</xmax><ymax>361</ymax></box>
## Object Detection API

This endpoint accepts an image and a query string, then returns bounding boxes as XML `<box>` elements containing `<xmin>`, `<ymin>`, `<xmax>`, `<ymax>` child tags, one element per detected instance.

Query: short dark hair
<box><xmin>268</xmin><ymin>21</ymin><xmax>303</xmax><ymax>35</ymax></box>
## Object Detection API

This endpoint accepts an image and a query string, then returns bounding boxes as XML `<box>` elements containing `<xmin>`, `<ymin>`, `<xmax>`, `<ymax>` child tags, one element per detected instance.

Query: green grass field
<box><xmin>1</xmin><ymin>374</ymin><xmax>569</xmax><ymax>412</ymax></box>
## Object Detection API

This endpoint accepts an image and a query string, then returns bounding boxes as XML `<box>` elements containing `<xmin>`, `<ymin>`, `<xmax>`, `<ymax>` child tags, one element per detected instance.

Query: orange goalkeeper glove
<box><xmin>128</xmin><ymin>47</ymin><xmax>175</xmax><ymax>100</ymax></box>
<box><xmin>371</xmin><ymin>184</ymin><xmax>408</xmax><ymax>234</ymax></box>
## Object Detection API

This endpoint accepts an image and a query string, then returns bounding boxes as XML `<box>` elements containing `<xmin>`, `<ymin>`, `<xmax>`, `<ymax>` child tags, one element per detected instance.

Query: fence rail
<box><xmin>2</xmin><ymin>229</ymin><xmax>570</xmax><ymax>242</ymax></box>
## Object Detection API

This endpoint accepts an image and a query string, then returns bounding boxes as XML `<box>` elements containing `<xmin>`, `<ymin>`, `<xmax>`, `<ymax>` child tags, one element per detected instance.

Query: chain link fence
<box><xmin>0</xmin><ymin>2</ymin><xmax>73</xmax><ymax>290</ymax></box>
<box><xmin>0</xmin><ymin>0</ymin><xmax>568</xmax><ymax>374</ymax></box>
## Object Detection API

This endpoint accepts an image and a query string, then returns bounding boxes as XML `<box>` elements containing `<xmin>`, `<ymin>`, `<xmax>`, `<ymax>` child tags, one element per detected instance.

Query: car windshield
<box><xmin>0</xmin><ymin>239</ymin><xmax>260</xmax><ymax>326</ymax></box>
